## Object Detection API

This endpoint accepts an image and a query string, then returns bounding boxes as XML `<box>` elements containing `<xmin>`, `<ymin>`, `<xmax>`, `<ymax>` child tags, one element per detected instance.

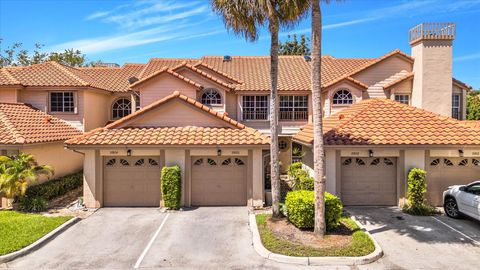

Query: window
<box><xmin>473</xmin><ymin>159</ymin><xmax>480</xmax><ymax>166</ymax></box>
<box><xmin>394</xmin><ymin>94</ymin><xmax>410</xmax><ymax>105</ymax></box>
<box><xmin>242</xmin><ymin>95</ymin><xmax>268</xmax><ymax>120</ymax></box>
<box><xmin>207</xmin><ymin>158</ymin><xmax>217</xmax><ymax>165</ymax></box>
<box><xmin>430</xmin><ymin>158</ymin><xmax>440</xmax><ymax>166</ymax></box>
<box><xmin>466</xmin><ymin>184</ymin><xmax>480</xmax><ymax>195</ymax></box>
<box><xmin>135</xmin><ymin>159</ymin><xmax>145</xmax><ymax>166</ymax></box>
<box><xmin>384</xmin><ymin>158</ymin><xmax>394</xmax><ymax>166</ymax></box>
<box><xmin>112</xmin><ymin>98</ymin><xmax>132</xmax><ymax>119</ymax></box>
<box><xmin>194</xmin><ymin>158</ymin><xmax>203</xmax><ymax>166</ymax></box>
<box><xmin>234</xmin><ymin>158</ymin><xmax>245</xmax><ymax>165</ymax></box>
<box><xmin>458</xmin><ymin>159</ymin><xmax>468</xmax><ymax>166</ymax></box>
<box><xmin>279</xmin><ymin>95</ymin><xmax>308</xmax><ymax>121</ymax></box>
<box><xmin>356</xmin><ymin>158</ymin><xmax>366</xmax><ymax>166</ymax></box>
<box><xmin>370</xmin><ymin>158</ymin><xmax>380</xmax><ymax>166</ymax></box>
<box><xmin>332</xmin><ymin>89</ymin><xmax>353</xmax><ymax>105</ymax></box>
<box><xmin>222</xmin><ymin>158</ymin><xmax>231</xmax><ymax>165</ymax></box>
<box><xmin>148</xmin><ymin>158</ymin><xmax>159</xmax><ymax>166</ymax></box>
<box><xmin>342</xmin><ymin>158</ymin><xmax>352</xmax><ymax>166</ymax></box>
<box><xmin>444</xmin><ymin>159</ymin><xmax>454</xmax><ymax>166</ymax></box>
<box><xmin>106</xmin><ymin>159</ymin><xmax>116</xmax><ymax>166</ymax></box>
<box><xmin>134</xmin><ymin>92</ymin><xmax>141</xmax><ymax>111</ymax></box>
<box><xmin>201</xmin><ymin>89</ymin><xmax>222</xmax><ymax>105</ymax></box>
<box><xmin>120</xmin><ymin>159</ymin><xmax>129</xmax><ymax>166</ymax></box>
<box><xmin>452</xmin><ymin>94</ymin><xmax>460</xmax><ymax>119</ymax></box>
<box><xmin>50</xmin><ymin>92</ymin><xmax>75</xmax><ymax>113</ymax></box>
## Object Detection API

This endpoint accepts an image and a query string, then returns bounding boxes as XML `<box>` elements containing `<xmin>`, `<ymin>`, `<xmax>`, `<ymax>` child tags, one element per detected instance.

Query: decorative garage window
<box><xmin>458</xmin><ymin>159</ymin><xmax>468</xmax><ymax>166</ymax></box>
<box><xmin>120</xmin><ymin>159</ymin><xmax>129</xmax><ymax>166</ymax></box>
<box><xmin>106</xmin><ymin>159</ymin><xmax>116</xmax><ymax>166</ymax></box>
<box><xmin>430</xmin><ymin>158</ymin><xmax>440</xmax><ymax>166</ymax></box>
<box><xmin>473</xmin><ymin>159</ymin><xmax>480</xmax><ymax>166</ymax></box>
<box><xmin>148</xmin><ymin>158</ymin><xmax>159</xmax><ymax>166</ymax></box>
<box><xmin>135</xmin><ymin>159</ymin><xmax>145</xmax><ymax>166</ymax></box>
<box><xmin>356</xmin><ymin>158</ymin><xmax>366</xmax><ymax>166</ymax></box>
<box><xmin>112</xmin><ymin>98</ymin><xmax>132</xmax><ymax>119</ymax></box>
<box><xmin>201</xmin><ymin>88</ymin><xmax>222</xmax><ymax>105</ymax></box>
<box><xmin>222</xmin><ymin>158</ymin><xmax>231</xmax><ymax>165</ymax></box>
<box><xmin>444</xmin><ymin>159</ymin><xmax>454</xmax><ymax>166</ymax></box>
<box><xmin>332</xmin><ymin>89</ymin><xmax>353</xmax><ymax>105</ymax></box>
<box><xmin>370</xmin><ymin>158</ymin><xmax>380</xmax><ymax>166</ymax></box>
<box><xmin>234</xmin><ymin>158</ymin><xmax>245</xmax><ymax>166</ymax></box>
<box><xmin>384</xmin><ymin>158</ymin><xmax>394</xmax><ymax>166</ymax></box>
<box><xmin>194</xmin><ymin>158</ymin><xmax>203</xmax><ymax>166</ymax></box>
<box><xmin>342</xmin><ymin>158</ymin><xmax>352</xmax><ymax>166</ymax></box>
<box><xmin>207</xmin><ymin>158</ymin><xmax>217</xmax><ymax>166</ymax></box>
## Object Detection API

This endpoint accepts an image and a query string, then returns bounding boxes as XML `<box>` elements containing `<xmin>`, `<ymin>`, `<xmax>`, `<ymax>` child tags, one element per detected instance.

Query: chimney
<box><xmin>409</xmin><ymin>22</ymin><xmax>455</xmax><ymax>117</ymax></box>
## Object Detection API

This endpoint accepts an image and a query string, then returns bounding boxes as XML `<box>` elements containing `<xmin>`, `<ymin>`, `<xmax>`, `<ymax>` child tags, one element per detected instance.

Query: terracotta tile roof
<box><xmin>80</xmin><ymin>64</ymin><xmax>145</xmax><ymax>92</ymax></box>
<box><xmin>172</xmin><ymin>62</ymin><xmax>235</xmax><ymax>90</ymax></box>
<box><xmin>294</xmin><ymin>98</ymin><xmax>480</xmax><ymax>146</ymax></box>
<box><xmin>139</xmin><ymin>58</ymin><xmax>199</xmax><ymax>79</ymax></box>
<box><xmin>194</xmin><ymin>62</ymin><xmax>243</xmax><ymax>83</ymax></box>
<box><xmin>129</xmin><ymin>67</ymin><xmax>203</xmax><ymax>89</ymax></box>
<box><xmin>323</xmin><ymin>76</ymin><xmax>369</xmax><ymax>89</ymax></box>
<box><xmin>0</xmin><ymin>102</ymin><xmax>82</xmax><ymax>145</ymax></box>
<box><xmin>453</xmin><ymin>78</ymin><xmax>473</xmax><ymax>90</ymax></box>
<box><xmin>0</xmin><ymin>69</ymin><xmax>21</xmax><ymax>86</ymax></box>
<box><xmin>383</xmin><ymin>72</ymin><xmax>414</xmax><ymax>89</ymax></box>
<box><xmin>66</xmin><ymin>91</ymin><xmax>269</xmax><ymax>146</ymax></box>
<box><xmin>459</xmin><ymin>120</ymin><xmax>480</xmax><ymax>130</ymax></box>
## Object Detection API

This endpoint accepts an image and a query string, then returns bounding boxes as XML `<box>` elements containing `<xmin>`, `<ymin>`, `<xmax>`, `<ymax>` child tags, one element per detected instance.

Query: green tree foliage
<box><xmin>0</xmin><ymin>39</ymin><xmax>102</xmax><ymax>67</ymax></box>
<box><xmin>467</xmin><ymin>90</ymin><xmax>480</xmax><ymax>120</ymax></box>
<box><xmin>278</xmin><ymin>34</ymin><xmax>311</xmax><ymax>55</ymax></box>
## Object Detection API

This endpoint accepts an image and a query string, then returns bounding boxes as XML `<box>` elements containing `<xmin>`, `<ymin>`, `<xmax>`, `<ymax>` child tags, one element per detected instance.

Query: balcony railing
<box><xmin>409</xmin><ymin>22</ymin><xmax>455</xmax><ymax>44</ymax></box>
<box><xmin>242</xmin><ymin>110</ymin><xmax>268</xmax><ymax>120</ymax></box>
<box><xmin>279</xmin><ymin>111</ymin><xmax>308</xmax><ymax>121</ymax></box>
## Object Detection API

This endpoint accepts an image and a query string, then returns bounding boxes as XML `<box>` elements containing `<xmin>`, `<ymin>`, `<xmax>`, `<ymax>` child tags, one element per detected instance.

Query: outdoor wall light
<box><xmin>369</xmin><ymin>149</ymin><xmax>374</xmax><ymax>157</ymax></box>
<box><xmin>459</xmin><ymin>149</ymin><xmax>464</xmax><ymax>157</ymax></box>
<box><xmin>217</xmin><ymin>149</ymin><xmax>222</xmax><ymax>156</ymax></box>
<box><xmin>127</xmin><ymin>149</ymin><xmax>132</xmax><ymax>156</ymax></box>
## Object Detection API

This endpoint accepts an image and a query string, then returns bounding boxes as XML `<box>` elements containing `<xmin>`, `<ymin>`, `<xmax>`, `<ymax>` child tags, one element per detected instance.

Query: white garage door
<box><xmin>103</xmin><ymin>156</ymin><xmax>162</xmax><ymax>207</ymax></box>
<box><xmin>427</xmin><ymin>157</ymin><xmax>480</xmax><ymax>206</ymax></box>
<box><xmin>341</xmin><ymin>157</ymin><xmax>397</xmax><ymax>206</ymax></box>
<box><xmin>191</xmin><ymin>156</ymin><xmax>247</xmax><ymax>206</ymax></box>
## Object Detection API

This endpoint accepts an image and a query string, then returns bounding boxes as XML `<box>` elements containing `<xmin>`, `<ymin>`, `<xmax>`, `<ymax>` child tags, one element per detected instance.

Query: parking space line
<box><xmin>134</xmin><ymin>213</ymin><xmax>170</xmax><ymax>269</ymax></box>
<box><xmin>431</xmin><ymin>216</ymin><xmax>480</xmax><ymax>246</ymax></box>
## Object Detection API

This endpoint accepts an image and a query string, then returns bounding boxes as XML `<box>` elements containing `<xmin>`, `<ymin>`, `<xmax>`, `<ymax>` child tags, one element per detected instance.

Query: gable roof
<box><xmin>0</xmin><ymin>102</ymin><xmax>82</xmax><ymax>145</ymax></box>
<box><xmin>294</xmin><ymin>98</ymin><xmax>480</xmax><ymax>146</ymax></box>
<box><xmin>172</xmin><ymin>62</ymin><xmax>235</xmax><ymax>90</ymax></box>
<box><xmin>129</xmin><ymin>67</ymin><xmax>203</xmax><ymax>89</ymax></box>
<box><xmin>66</xmin><ymin>91</ymin><xmax>269</xmax><ymax>146</ymax></box>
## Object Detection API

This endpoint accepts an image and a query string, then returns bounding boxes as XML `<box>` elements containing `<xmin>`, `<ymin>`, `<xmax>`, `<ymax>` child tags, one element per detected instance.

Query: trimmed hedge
<box><xmin>287</xmin><ymin>162</ymin><xmax>314</xmax><ymax>191</ymax></box>
<box><xmin>285</xmin><ymin>190</ymin><xmax>343</xmax><ymax>231</ymax></box>
<box><xmin>161</xmin><ymin>166</ymin><xmax>182</xmax><ymax>210</ymax></box>
<box><xmin>403</xmin><ymin>168</ymin><xmax>439</xmax><ymax>216</ymax></box>
<box><xmin>24</xmin><ymin>171</ymin><xmax>83</xmax><ymax>201</ymax></box>
<box><xmin>18</xmin><ymin>197</ymin><xmax>48</xmax><ymax>212</ymax></box>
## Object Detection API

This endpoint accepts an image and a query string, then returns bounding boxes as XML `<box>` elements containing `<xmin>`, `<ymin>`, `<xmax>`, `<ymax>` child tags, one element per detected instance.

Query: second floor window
<box><xmin>280</xmin><ymin>95</ymin><xmax>308</xmax><ymax>121</ymax></box>
<box><xmin>332</xmin><ymin>89</ymin><xmax>353</xmax><ymax>105</ymax></box>
<box><xmin>50</xmin><ymin>91</ymin><xmax>75</xmax><ymax>113</ymax></box>
<box><xmin>452</xmin><ymin>94</ymin><xmax>460</xmax><ymax>119</ymax></box>
<box><xmin>201</xmin><ymin>89</ymin><xmax>222</xmax><ymax>105</ymax></box>
<box><xmin>242</xmin><ymin>95</ymin><xmax>268</xmax><ymax>120</ymax></box>
<box><xmin>134</xmin><ymin>92</ymin><xmax>141</xmax><ymax>111</ymax></box>
<box><xmin>112</xmin><ymin>98</ymin><xmax>132</xmax><ymax>119</ymax></box>
<box><xmin>394</xmin><ymin>94</ymin><xmax>410</xmax><ymax>105</ymax></box>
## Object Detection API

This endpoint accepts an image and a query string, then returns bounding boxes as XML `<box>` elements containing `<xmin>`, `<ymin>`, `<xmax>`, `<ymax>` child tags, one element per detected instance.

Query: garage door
<box><xmin>341</xmin><ymin>157</ymin><xmax>397</xmax><ymax>206</ymax></box>
<box><xmin>191</xmin><ymin>156</ymin><xmax>247</xmax><ymax>206</ymax></box>
<box><xmin>103</xmin><ymin>156</ymin><xmax>161</xmax><ymax>207</ymax></box>
<box><xmin>427</xmin><ymin>157</ymin><xmax>480</xmax><ymax>206</ymax></box>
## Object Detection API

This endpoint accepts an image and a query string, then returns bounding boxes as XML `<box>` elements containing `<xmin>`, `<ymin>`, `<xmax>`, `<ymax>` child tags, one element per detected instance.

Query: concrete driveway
<box><xmin>348</xmin><ymin>207</ymin><xmax>480</xmax><ymax>270</ymax></box>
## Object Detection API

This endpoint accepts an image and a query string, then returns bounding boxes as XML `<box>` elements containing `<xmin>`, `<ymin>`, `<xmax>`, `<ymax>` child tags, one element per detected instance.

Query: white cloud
<box><xmin>454</xmin><ymin>53</ymin><xmax>480</xmax><ymax>62</ymax></box>
<box><xmin>85</xmin><ymin>11</ymin><xmax>111</xmax><ymax>21</ymax></box>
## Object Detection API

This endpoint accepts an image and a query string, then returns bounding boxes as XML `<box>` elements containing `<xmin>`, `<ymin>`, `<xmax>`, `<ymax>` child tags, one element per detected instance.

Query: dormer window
<box><xmin>201</xmin><ymin>88</ymin><xmax>222</xmax><ymax>105</ymax></box>
<box><xmin>332</xmin><ymin>89</ymin><xmax>353</xmax><ymax>105</ymax></box>
<box><xmin>112</xmin><ymin>98</ymin><xmax>132</xmax><ymax>119</ymax></box>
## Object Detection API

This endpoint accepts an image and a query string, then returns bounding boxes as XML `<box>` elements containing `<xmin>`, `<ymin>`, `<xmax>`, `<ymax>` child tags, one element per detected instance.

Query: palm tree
<box><xmin>211</xmin><ymin>0</ymin><xmax>309</xmax><ymax>218</ymax></box>
<box><xmin>0</xmin><ymin>153</ymin><xmax>53</xmax><ymax>205</ymax></box>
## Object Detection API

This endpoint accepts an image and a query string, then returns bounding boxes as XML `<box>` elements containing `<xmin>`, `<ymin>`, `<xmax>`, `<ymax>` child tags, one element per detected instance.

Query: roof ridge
<box><xmin>130</xmin><ymin>67</ymin><xmax>203</xmax><ymax>89</ymax></box>
<box><xmin>194</xmin><ymin>62</ymin><xmax>243</xmax><ymax>84</ymax></box>
<box><xmin>173</xmin><ymin>63</ymin><xmax>235</xmax><ymax>90</ymax></box>
<box><xmin>49</xmin><ymin>61</ymin><xmax>90</xmax><ymax>86</ymax></box>
<box><xmin>0</xmin><ymin>68</ymin><xmax>21</xmax><ymax>85</ymax></box>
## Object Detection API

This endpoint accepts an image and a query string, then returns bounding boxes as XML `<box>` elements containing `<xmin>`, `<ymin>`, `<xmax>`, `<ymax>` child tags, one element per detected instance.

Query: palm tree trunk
<box><xmin>311</xmin><ymin>0</ymin><xmax>326</xmax><ymax>235</ymax></box>
<box><xmin>269</xmin><ymin>16</ymin><xmax>281</xmax><ymax>219</ymax></box>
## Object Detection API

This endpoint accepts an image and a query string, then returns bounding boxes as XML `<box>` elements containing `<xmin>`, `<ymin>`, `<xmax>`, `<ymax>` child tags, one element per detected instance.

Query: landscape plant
<box><xmin>403</xmin><ymin>168</ymin><xmax>439</xmax><ymax>216</ymax></box>
<box><xmin>161</xmin><ymin>166</ymin><xmax>182</xmax><ymax>210</ymax></box>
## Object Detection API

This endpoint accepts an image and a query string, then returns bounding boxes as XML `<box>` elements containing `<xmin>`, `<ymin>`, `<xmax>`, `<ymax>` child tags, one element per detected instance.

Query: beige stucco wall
<box><xmin>82</xmin><ymin>150</ymin><xmax>99</xmax><ymax>208</ymax></box>
<box><xmin>83</xmin><ymin>90</ymin><xmax>110</xmax><ymax>131</ymax></box>
<box><xmin>353</xmin><ymin>56</ymin><xmax>413</xmax><ymax>86</ymax></box>
<box><xmin>0</xmin><ymin>88</ymin><xmax>19</xmax><ymax>103</ymax></box>
<box><xmin>324</xmin><ymin>82</ymin><xmax>364</xmax><ymax>116</ymax></box>
<box><xmin>389</xmin><ymin>79</ymin><xmax>413</xmax><ymax>99</ymax></box>
<box><xmin>23</xmin><ymin>142</ymin><xmax>83</xmax><ymax>182</ymax></box>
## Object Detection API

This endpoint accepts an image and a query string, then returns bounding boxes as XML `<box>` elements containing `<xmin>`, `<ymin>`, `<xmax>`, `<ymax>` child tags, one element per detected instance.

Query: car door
<box><xmin>458</xmin><ymin>183</ymin><xmax>480</xmax><ymax>219</ymax></box>
<box><xmin>466</xmin><ymin>184</ymin><xmax>480</xmax><ymax>219</ymax></box>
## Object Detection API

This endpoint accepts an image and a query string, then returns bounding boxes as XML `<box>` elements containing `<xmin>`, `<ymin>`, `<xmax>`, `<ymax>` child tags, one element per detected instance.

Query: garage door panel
<box><xmin>341</xmin><ymin>157</ymin><xmax>397</xmax><ymax>206</ymax></box>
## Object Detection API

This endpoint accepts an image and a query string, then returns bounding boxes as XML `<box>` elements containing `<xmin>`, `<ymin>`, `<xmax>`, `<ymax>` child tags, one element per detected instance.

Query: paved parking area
<box><xmin>3</xmin><ymin>206</ymin><xmax>479</xmax><ymax>269</ymax></box>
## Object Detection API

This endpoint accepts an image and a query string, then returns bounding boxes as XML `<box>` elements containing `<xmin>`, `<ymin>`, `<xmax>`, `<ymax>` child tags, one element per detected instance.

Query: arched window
<box><xmin>112</xmin><ymin>98</ymin><xmax>132</xmax><ymax>119</ymax></box>
<box><xmin>201</xmin><ymin>89</ymin><xmax>222</xmax><ymax>105</ymax></box>
<box><xmin>332</xmin><ymin>89</ymin><xmax>353</xmax><ymax>105</ymax></box>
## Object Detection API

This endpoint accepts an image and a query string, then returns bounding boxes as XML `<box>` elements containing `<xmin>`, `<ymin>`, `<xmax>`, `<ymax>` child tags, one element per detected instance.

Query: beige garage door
<box><xmin>341</xmin><ymin>157</ymin><xmax>397</xmax><ymax>206</ymax></box>
<box><xmin>427</xmin><ymin>157</ymin><xmax>480</xmax><ymax>206</ymax></box>
<box><xmin>103</xmin><ymin>156</ymin><xmax>161</xmax><ymax>207</ymax></box>
<box><xmin>191</xmin><ymin>156</ymin><xmax>247</xmax><ymax>206</ymax></box>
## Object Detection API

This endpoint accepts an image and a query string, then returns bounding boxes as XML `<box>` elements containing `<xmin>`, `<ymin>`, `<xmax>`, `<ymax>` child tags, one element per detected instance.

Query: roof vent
<box><xmin>303</xmin><ymin>55</ymin><xmax>311</xmax><ymax>62</ymax></box>
<box><xmin>128</xmin><ymin>77</ymin><xmax>139</xmax><ymax>84</ymax></box>
<box><xmin>223</xmin><ymin>55</ymin><xmax>231</xmax><ymax>62</ymax></box>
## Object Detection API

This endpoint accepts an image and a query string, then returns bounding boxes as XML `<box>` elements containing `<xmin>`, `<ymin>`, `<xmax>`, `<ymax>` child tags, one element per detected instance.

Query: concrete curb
<box><xmin>0</xmin><ymin>217</ymin><xmax>80</xmax><ymax>263</ymax></box>
<box><xmin>248</xmin><ymin>213</ymin><xmax>383</xmax><ymax>266</ymax></box>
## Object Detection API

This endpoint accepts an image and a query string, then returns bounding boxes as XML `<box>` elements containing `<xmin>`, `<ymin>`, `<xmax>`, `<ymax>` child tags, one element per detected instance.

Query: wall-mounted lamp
<box><xmin>369</xmin><ymin>149</ymin><xmax>374</xmax><ymax>157</ymax></box>
<box><xmin>217</xmin><ymin>149</ymin><xmax>222</xmax><ymax>156</ymax></box>
<box><xmin>459</xmin><ymin>149</ymin><xmax>464</xmax><ymax>157</ymax></box>
<box><xmin>127</xmin><ymin>149</ymin><xmax>132</xmax><ymax>156</ymax></box>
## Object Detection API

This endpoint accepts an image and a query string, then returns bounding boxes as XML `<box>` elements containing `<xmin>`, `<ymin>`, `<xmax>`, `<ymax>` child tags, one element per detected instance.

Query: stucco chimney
<box><xmin>409</xmin><ymin>22</ymin><xmax>455</xmax><ymax>117</ymax></box>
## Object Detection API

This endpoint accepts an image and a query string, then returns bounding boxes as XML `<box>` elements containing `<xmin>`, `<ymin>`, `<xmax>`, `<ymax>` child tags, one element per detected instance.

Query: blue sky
<box><xmin>1</xmin><ymin>0</ymin><xmax>479</xmax><ymax>88</ymax></box>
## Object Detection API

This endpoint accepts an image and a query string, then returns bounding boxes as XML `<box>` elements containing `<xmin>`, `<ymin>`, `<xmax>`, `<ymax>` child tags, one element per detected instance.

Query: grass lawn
<box><xmin>0</xmin><ymin>211</ymin><xmax>72</xmax><ymax>255</ymax></box>
<box><xmin>256</xmin><ymin>214</ymin><xmax>375</xmax><ymax>257</ymax></box>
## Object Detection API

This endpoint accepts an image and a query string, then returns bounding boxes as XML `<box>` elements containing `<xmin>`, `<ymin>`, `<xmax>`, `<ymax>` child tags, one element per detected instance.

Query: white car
<box><xmin>443</xmin><ymin>181</ymin><xmax>480</xmax><ymax>220</ymax></box>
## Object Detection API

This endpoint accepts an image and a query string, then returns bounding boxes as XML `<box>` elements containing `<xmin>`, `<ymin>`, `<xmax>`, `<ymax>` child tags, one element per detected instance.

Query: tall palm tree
<box><xmin>211</xmin><ymin>0</ymin><xmax>309</xmax><ymax>218</ymax></box>
<box><xmin>0</xmin><ymin>153</ymin><xmax>53</xmax><ymax>200</ymax></box>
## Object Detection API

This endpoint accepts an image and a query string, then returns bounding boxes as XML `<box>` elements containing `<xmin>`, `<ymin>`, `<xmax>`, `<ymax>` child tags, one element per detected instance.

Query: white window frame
<box><xmin>201</xmin><ymin>88</ymin><xmax>222</xmax><ymax>106</ymax></box>
<box><xmin>394</xmin><ymin>94</ymin><xmax>410</xmax><ymax>105</ymax></box>
<box><xmin>332</xmin><ymin>89</ymin><xmax>353</xmax><ymax>105</ymax></box>
<box><xmin>49</xmin><ymin>91</ymin><xmax>76</xmax><ymax>113</ymax></box>
<box><xmin>279</xmin><ymin>95</ymin><xmax>308</xmax><ymax>121</ymax></box>
<box><xmin>452</xmin><ymin>94</ymin><xmax>461</xmax><ymax>119</ymax></box>
<box><xmin>111</xmin><ymin>98</ymin><xmax>132</xmax><ymax>119</ymax></box>
<box><xmin>241</xmin><ymin>95</ymin><xmax>269</xmax><ymax>121</ymax></box>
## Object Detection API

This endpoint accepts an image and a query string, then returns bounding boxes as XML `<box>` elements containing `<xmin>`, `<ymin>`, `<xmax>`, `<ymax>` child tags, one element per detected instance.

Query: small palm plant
<box><xmin>0</xmin><ymin>153</ymin><xmax>53</xmax><ymax>208</ymax></box>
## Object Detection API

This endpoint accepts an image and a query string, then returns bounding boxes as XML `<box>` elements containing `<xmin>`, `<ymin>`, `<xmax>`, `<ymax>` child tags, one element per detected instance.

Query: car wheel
<box><xmin>444</xmin><ymin>198</ymin><xmax>461</xmax><ymax>219</ymax></box>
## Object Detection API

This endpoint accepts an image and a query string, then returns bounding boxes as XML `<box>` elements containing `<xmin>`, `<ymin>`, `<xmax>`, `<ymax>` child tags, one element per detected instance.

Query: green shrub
<box><xmin>24</xmin><ymin>171</ymin><xmax>83</xmax><ymax>201</ymax></box>
<box><xmin>161</xmin><ymin>166</ymin><xmax>181</xmax><ymax>210</ymax></box>
<box><xmin>18</xmin><ymin>197</ymin><xmax>48</xmax><ymax>212</ymax></box>
<box><xmin>285</xmin><ymin>190</ymin><xmax>343</xmax><ymax>230</ymax></box>
<box><xmin>403</xmin><ymin>168</ymin><xmax>438</xmax><ymax>216</ymax></box>
<box><xmin>287</xmin><ymin>162</ymin><xmax>303</xmax><ymax>179</ymax></box>
<box><xmin>287</xmin><ymin>162</ymin><xmax>313</xmax><ymax>191</ymax></box>
<box><xmin>402</xmin><ymin>202</ymin><xmax>439</xmax><ymax>216</ymax></box>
